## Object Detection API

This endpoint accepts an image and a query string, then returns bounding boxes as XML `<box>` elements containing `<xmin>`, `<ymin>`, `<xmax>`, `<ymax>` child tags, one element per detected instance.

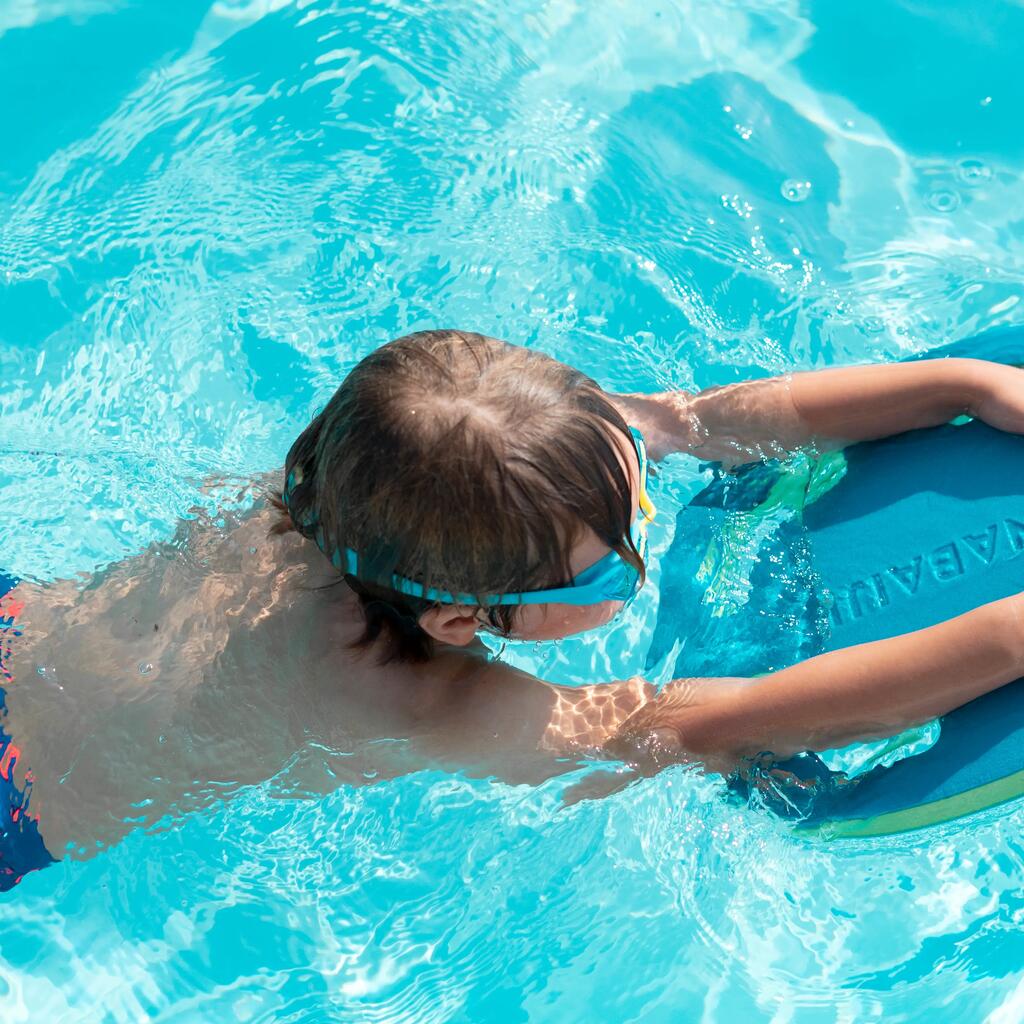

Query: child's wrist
<box><xmin>949</xmin><ymin>358</ymin><xmax>1005</xmax><ymax>417</ymax></box>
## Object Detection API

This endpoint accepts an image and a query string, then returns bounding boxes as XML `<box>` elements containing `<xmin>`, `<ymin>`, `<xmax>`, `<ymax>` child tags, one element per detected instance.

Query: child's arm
<box><xmin>608</xmin><ymin>591</ymin><xmax>1024</xmax><ymax>771</ymax></box>
<box><xmin>442</xmin><ymin>591</ymin><xmax>1024</xmax><ymax>779</ymax></box>
<box><xmin>439</xmin><ymin>591</ymin><xmax>1023</xmax><ymax>784</ymax></box>
<box><xmin>613</xmin><ymin>358</ymin><xmax>1024</xmax><ymax>463</ymax></box>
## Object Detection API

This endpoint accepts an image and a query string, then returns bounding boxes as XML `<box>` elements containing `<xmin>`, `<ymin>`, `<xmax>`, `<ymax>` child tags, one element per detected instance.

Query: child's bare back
<box><xmin>5</xmin><ymin>500</ymin><xmax>617</xmax><ymax>856</ymax></box>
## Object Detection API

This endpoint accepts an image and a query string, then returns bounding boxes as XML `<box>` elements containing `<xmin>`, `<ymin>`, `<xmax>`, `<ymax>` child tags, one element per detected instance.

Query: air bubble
<box><xmin>781</xmin><ymin>179</ymin><xmax>812</xmax><ymax>203</ymax></box>
<box><xmin>864</xmin><ymin>317</ymin><xmax>885</xmax><ymax>334</ymax></box>
<box><xmin>927</xmin><ymin>189</ymin><xmax>960</xmax><ymax>213</ymax></box>
<box><xmin>957</xmin><ymin>158</ymin><xmax>992</xmax><ymax>186</ymax></box>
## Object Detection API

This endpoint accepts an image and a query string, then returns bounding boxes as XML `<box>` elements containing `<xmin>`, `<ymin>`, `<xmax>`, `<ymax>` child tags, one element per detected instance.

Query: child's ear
<box><xmin>417</xmin><ymin>604</ymin><xmax>480</xmax><ymax>647</ymax></box>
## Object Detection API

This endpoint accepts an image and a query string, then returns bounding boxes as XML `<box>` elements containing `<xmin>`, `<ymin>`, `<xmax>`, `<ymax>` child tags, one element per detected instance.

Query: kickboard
<box><xmin>665</xmin><ymin>326</ymin><xmax>1024</xmax><ymax>837</ymax></box>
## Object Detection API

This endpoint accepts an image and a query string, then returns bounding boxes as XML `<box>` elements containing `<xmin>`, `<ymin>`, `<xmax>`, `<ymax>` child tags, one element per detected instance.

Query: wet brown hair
<box><xmin>272</xmin><ymin>329</ymin><xmax>643</xmax><ymax>661</ymax></box>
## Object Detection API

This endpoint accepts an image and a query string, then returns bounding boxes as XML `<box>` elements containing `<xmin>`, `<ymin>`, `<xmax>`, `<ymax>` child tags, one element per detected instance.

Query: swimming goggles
<box><xmin>290</xmin><ymin>426</ymin><xmax>656</xmax><ymax>607</ymax></box>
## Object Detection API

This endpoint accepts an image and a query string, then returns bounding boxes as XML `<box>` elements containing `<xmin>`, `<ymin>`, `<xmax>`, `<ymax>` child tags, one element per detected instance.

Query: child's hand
<box><xmin>971</xmin><ymin>362</ymin><xmax>1024</xmax><ymax>435</ymax></box>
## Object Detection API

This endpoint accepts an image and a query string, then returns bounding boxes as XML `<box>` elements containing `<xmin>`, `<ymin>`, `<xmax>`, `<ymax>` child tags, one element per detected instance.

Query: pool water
<box><xmin>3</xmin><ymin>0</ymin><xmax>1024</xmax><ymax>1020</ymax></box>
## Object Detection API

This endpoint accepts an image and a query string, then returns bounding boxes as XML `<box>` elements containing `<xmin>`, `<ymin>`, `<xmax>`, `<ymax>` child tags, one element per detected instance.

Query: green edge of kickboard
<box><xmin>799</xmin><ymin>766</ymin><xmax>1024</xmax><ymax>840</ymax></box>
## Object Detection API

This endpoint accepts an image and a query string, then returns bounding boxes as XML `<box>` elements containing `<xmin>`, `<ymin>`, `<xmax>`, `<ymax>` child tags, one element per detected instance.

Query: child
<box><xmin>3</xmin><ymin>328</ymin><xmax>1024</xmax><ymax>887</ymax></box>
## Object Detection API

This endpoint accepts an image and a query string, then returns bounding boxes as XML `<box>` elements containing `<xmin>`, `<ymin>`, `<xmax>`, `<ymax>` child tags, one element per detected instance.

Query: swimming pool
<box><xmin>3</xmin><ymin>0</ymin><xmax>1024</xmax><ymax>1019</ymax></box>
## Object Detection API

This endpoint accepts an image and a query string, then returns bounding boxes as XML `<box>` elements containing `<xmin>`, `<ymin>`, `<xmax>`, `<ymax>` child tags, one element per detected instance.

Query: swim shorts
<box><xmin>0</xmin><ymin>573</ymin><xmax>55</xmax><ymax>891</ymax></box>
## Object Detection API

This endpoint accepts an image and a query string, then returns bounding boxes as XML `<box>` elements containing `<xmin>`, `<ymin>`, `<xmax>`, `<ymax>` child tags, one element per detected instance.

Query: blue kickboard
<box><xmin>667</xmin><ymin>326</ymin><xmax>1024</xmax><ymax>835</ymax></box>
<box><xmin>805</xmin><ymin>418</ymin><xmax>1024</xmax><ymax>832</ymax></box>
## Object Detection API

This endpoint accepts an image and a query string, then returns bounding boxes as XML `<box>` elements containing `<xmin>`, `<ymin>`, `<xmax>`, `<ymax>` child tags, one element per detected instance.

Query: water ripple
<box><xmin>3</xmin><ymin>0</ymin><xmax>1024</xmax><ymax>1020</ymax></box>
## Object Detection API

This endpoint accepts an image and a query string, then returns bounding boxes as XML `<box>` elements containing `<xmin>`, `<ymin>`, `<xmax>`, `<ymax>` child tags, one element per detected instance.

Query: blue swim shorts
<box><xmin>0</xmin><ymin>573</ymin><xmax>55</xmax><ymax>891</ymax></box>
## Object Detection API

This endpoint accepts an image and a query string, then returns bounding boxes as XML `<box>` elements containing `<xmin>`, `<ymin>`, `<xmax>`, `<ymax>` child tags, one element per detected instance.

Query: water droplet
<box><xmin>721</xmin><ymin>193</ymin><xmax>753</xmax><ymax>219</ymax></box>
<box><xmin>111</xmin><ymin>281</ymin><xmax>129</xmax><ymax>301</ymax></box>
<box><xmin>957</xmin><ymin>158</ymin><xmax>992</xmax><ymax>186</ymax></box>
<box><xmin>927</xmin><ymin>188</ymin><xmax>960</xmax><ymax>213</ymax></box>
<box><xmin>781</xmin><ymin>179</ymin><xmax>812</xmax><ymax>202</ymax></box>
<box><xmin>138</xmin><ymin>662</ymin><xmax>153</xmax><ymax>676</ymax></box>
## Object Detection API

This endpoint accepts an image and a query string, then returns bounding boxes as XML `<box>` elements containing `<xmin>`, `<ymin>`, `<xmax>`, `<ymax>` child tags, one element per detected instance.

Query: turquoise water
<box><xmin>3</xmin><ymin>0</ymin><xmax>1024</xmax><ymax>1020</ymax></box>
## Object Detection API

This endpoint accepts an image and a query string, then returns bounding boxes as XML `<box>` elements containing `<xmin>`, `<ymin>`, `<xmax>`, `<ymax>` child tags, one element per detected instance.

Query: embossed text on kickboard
<box><xmin>827</xmin><ymin>519</ymin><xmax>1024</xmax><ymax>625</ymax></box>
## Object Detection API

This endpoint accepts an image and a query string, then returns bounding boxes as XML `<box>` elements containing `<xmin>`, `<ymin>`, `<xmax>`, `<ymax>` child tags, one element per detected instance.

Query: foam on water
<box><xmin>3</xmin><ymin>1</ymin><xmax>1024</xmax><ymax>1020</ymax></box>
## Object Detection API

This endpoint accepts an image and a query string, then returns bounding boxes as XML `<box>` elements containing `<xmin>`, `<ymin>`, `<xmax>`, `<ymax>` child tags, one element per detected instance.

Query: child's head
<box><xmin>277</xmin><ymin>329</ymin><xmax>647</xmax><ymax>660</ymax></box>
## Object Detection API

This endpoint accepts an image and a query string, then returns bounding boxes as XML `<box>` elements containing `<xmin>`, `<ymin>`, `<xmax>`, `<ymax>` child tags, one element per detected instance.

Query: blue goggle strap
<box><xmin>334</xmin><ymin>512</ymin><xmax>649</xmax><ymax>607</ymax></box>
